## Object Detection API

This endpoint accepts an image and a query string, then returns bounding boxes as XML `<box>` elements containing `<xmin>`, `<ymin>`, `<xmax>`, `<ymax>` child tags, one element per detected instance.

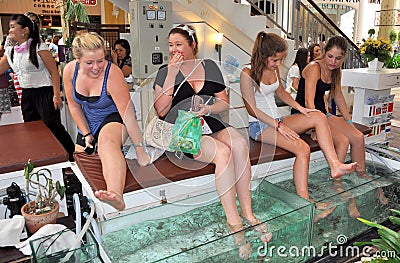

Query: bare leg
<box><xmin>95</xmin><ymin>123</ymin><xmax>127</xmax><ymax>210</ymax></box>
<box><xmin>214</xmin><ymin>128</ymin><xmax>271</xmax><ymax>239</ymax></box>
<box><xmin>259</xmin><ymin>126</ymin><xmax>311</xmax><ymax>200</ymax></box>
<box><xmin>328</xmin><ymin>116</ymin><xmax>365</xmax><ymax>171</ymax></box>
<box><xmin>195</xmin><ymin>135</ymin><xmax>251</xmax><ymax>259</ymax></box>
<box><xmin>285</xmin><ymin>112</ymin><xmax>357</xmax><ymax>179</ymax></box>
<box><xmin>195</xmin><ymin>136</ymin><xmax>241</xmax><ymax>226</ymax></box>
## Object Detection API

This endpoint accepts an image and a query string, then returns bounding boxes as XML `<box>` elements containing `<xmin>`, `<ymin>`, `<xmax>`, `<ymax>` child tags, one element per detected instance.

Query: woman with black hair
<box><xmin>0</xmin><ymin>14</ymin><xmax>74</xmax><ymax>161</ymax></box>
<box><xmin>286</xmin><ymin>47</ymin><xmax>308</xmax><ymax>94</ymax></box>
<box><xmin>111</xmin><ymin>39</ymin><xmax>132</xmax><ymax>78</ymax></box>
<box><xmin>308</xmin><ymin>43</ymin><xmax>321</xmax><ymax>62</ymax></box>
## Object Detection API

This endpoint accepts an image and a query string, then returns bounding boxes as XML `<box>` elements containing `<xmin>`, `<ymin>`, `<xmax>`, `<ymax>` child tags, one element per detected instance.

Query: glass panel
<box><xmin>30</xmin><ymin>228</ymin><xmax>101</xmax><ymax>263</ymax></box>
<box><xmin>101</xmin><ymin>180</ymin><xmax>313</xmax><ymax>262</ymax></box>
<box><xmin>273</xmin><ymin>156</ymin><xmax>400</xmax><ymax>255</ymax></box>
<box><xmin>101</xmin><ymin>152</ymin><xmax>400</xmax><ymax>262</ymax></box>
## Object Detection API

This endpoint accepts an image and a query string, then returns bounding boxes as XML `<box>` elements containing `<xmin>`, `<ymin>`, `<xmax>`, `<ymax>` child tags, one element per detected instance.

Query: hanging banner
<box><xmin>0</xmin><ymin>0</ymin><xmax>100</xmax><ymax>16</ymax></box>
<box><xmin>55</xmin><ymin>0</ymin><xmax>97</xmax><ymax>7</ymax></box>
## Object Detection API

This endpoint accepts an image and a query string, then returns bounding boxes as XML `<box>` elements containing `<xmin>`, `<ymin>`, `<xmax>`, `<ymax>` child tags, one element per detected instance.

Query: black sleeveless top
<box><xmin>291</xmin><ymin>65</ymin><xmax>332</xmax><ymax>114</ymax></box>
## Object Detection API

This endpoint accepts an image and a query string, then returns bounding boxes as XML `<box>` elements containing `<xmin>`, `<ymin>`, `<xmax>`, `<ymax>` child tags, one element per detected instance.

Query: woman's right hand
<box><xmin>111</xmin><ymin>50</ymin><xmax>118</xmax><ymax>63</ymax></box>
<box><xmin>277</xmin><ymin>123</ymin><xmax>300</xmax><ymax>141</ymax></box>
<box><xmin>136</xmin><ymin>150</ymin><xmax>151</xmax><ymax>167</ymax></box>
<box><xmin>168</xmin><ymin>52</ymin><xmax>184</xmax><ymax>74</ymax></box>
<box><xmin>84</xmin><ymin>134</ymin><xmax>95</xmax><ymax>153</ymax></box>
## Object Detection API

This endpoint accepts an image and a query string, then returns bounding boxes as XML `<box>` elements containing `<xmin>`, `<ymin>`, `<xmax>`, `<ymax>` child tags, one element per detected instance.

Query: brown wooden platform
<box><xmin>0</xmin><ymin>121</ymin><xmax>69</xmax><ymax>174</ymax></box>
<box><xmin>74</xmin><ymin>123</ymin><xmax>371</xmax><ymax>194</ymax></box>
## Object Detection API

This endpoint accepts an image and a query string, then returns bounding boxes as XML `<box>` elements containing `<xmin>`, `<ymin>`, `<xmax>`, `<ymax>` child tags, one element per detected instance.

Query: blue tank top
<box><xmin>72</xmin><ymin>61</ymin><xmax>118</xmax><ymax>135</ymax></box>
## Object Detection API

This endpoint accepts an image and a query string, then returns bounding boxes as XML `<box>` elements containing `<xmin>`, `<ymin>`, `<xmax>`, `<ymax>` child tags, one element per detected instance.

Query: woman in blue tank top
<box><xmin>63</xmin><ymin>32</ymin><xmax>150</xmax><ymax>211</ymax></box>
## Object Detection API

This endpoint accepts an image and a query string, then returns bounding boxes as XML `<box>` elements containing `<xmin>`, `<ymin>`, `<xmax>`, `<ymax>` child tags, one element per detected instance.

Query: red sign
<box><xmin>55</xmin><ymin>0</ymin><xmax>96</xmax><ymax>7</ymax></box>
<box><xmin>73</xmin><ymin>0</ymin><xmax>97</xmax><ymax>6</ymax></box>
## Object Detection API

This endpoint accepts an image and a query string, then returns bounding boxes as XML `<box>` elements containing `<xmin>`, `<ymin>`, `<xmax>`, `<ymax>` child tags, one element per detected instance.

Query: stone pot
<box><xmin>367</xmin><ymin>58</ymin><xmax>384</xmax><ymax>71</ymax></box>
<box><xmin>21</xmin><ymin>201</ymin><xmax>59</xmax><ymax>234</ymax></box>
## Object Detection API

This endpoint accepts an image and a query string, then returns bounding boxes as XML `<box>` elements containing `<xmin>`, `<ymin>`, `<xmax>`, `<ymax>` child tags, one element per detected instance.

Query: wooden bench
<box><xmin>74</xmin><ymin>123</ymin><xmax>371</xmax><ymax>194</ymax></box>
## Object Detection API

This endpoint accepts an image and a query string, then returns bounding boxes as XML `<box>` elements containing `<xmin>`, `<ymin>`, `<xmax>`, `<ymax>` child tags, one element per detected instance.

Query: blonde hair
<box><xmin>250</xmin><ymin>32</ymin><xmax>287</xmax><ymax>87</ymax></box>
<box><xmin>72</xmin><ymin>32</ymin><xmax>106</xmax><ymax>59</ymax></box>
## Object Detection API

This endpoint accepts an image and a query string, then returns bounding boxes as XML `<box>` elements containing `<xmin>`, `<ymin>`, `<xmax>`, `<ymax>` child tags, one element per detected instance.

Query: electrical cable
<box><xmin>60</xmin><ymin>198</ymin><xmax>95</xmax><ymax>263</ymax></box>
<box><xmin>72</xmin><ymin>193</ymin><xmax>81</xmax><ymax>246</ymax></box>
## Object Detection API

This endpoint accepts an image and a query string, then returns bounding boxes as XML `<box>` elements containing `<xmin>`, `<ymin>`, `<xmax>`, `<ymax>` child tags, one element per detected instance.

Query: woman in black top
<box><xmin>153</xmin><ymin>24</ymin><xmax>271</xmax><ymax>260</ymax></box>
<box><xmin>111</xmin><ymin>39</ymin><xmax>132</xmax><ymax>78</ymax></box>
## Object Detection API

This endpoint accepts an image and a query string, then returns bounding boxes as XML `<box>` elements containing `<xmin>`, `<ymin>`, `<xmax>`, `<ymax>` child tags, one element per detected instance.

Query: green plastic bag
<box><xmin>169</xmin><ymin>110</ymin><xmax>202</xmax><ymax>155</ymax></box>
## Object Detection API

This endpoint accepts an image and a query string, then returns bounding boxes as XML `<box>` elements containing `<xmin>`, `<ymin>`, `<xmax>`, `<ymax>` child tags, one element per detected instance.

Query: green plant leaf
<box><xmin>378</xmin><ymin>229</ymin><xmax>400</xmax><ymax>252</ymax></box>
<box><xmin>389</xmin><ymin>216</ymin><xmax>400</xmax><ymax>226</ymax></box>
<box><xmin>389</xmin><ymin>209</ymin><xmax>400</xmax><ymax>216</ymax></box>
<box><xmin>23</xmin><ymin>160</ymin><xmax>34</xmax><ymax>179</ymax></box>
<box><xmin>56</xmin><ymin>181</ymin><xmax>66</xmax><ymax>200</ymax></box>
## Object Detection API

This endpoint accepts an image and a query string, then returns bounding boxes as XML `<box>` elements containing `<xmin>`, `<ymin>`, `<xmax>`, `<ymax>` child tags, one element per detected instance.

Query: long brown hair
<box><xmin>250</xmin><ymin>32</ymin><xmax>287</xmax><ymax>88</ymax></box>
<box><xmin>317</xmin><ymin>36</ymin><xmax>348</xmax><ymax>100</ymax></box>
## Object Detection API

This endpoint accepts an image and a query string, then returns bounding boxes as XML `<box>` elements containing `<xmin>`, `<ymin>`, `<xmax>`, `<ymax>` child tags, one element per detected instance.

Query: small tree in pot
<box><xmin>21</xmin><ymin>160</ymin><xmax>66</xmax><ymax>233</ymax></box>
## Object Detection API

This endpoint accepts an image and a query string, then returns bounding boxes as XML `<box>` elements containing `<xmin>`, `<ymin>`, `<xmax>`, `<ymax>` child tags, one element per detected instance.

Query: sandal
<box><xmin>227</xmin><ymin>222</ymin><xmax>252</xmax><ymax>260</ymax></box>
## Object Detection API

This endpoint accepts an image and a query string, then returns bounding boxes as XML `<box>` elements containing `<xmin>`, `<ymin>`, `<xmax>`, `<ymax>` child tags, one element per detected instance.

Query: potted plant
<box><xmin>59</xmin><ymin>0</ymin><xmax>90</xmax><ymax>61</ymax></box>
<box><xmin>20</xmin><ymin>160</ymin><xmax>66</xmax><ymax>233</ymax></box>
<box><xmin>359</xmin><ymin>37</ymin><xmax>393</xmax><ymax>70</ymax></box>
<box><xmin>353</xmin><ymin>209</ymin><xmax>400</xmax><ymax>262</ymax></box>
<box><xmin>389</xmin><ymin>30</ymin><xmax>397</xmax><ymax>45</ymax></box>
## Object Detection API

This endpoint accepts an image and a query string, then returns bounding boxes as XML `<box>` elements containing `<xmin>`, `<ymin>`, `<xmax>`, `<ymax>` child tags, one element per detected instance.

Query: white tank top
<box><xmin>248</xmin><ymin>70</ymin><xmax>281</xmax><ymax>123</ymax></box>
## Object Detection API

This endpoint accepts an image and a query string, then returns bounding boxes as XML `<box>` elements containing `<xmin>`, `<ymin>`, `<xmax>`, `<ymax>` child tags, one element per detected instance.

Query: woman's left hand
<box><xmin>53</xmin><ymin>96</ymin><xmax>63</xmax><ymax>110</ymax></box>
<box><xmin>298</xmin><ymin>106</ymin><xmax>319</xmax><ymax>117</ymax></box>
<box><xmin>193</xmin><ymin>104</ymin><xmax>209</xmax><ymax>117</ymax></box>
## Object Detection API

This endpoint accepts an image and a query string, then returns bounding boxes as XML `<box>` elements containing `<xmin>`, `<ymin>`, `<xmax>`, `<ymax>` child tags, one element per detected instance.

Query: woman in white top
<box><xmin>240</xmin><ymin>32</ymin><xmax>357</xmax><ymax>208</ymax></box>
<box><xmin>0</xmin><ymin>14</ymin><xmax>74</xmax><ymax>160</ymax></box>
<box><xmin>286</xmin><ymin>47</ymin><xmax>308</xmax><ymax>94</ymax></box>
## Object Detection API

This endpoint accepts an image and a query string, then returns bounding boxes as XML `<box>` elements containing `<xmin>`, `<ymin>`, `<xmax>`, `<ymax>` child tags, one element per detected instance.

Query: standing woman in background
<box><xmin>0</xmin><ymin>14</ymin><xmax>74</xmax><ymax>161</ymax></box>
<box><xmin>111</xmin><ymin>39</ymin><xmax>132</xmax><ymax>78</ymax></box>
<box><xmin>308</xmin><ymin>43</ymin><xmax>321</xmax><ymax>62</ymax></box>
<box><xmin>286</xmin><ymin>47</ymin><xmax>308</xmax><ymax>94</ymax></box>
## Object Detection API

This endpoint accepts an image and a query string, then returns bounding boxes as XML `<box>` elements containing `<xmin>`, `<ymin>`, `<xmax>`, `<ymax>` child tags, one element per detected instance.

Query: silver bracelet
<box><xmin>133</xmin><ymin>141</ymin><xmax>144</xmax><ymax>148</ymax></box>
<box><xmin>205</xmin><ymin>105</ymin><xmax>211</xmax><ymax>116</ymax></box>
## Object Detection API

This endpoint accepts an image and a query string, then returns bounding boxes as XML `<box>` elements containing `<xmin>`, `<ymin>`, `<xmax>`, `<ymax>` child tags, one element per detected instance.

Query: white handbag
<box><xmin>144</xmin><ymin>59</ymin><xmax>203</xmax><ymax>151</ymax></box>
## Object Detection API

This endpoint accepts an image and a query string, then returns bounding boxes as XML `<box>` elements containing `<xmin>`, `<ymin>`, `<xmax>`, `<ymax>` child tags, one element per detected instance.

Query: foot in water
<box><xmin>95</xmin><ymin>190</ymin><xmax>125</xmax><ymax>210</ymax></box>
<box><xmin>347</xmin><ymin>198</ymin><xmax>361</xmax><ymax>218</ymax></box>
<box><xmin>331</xmin><ymin>162</ymin><xmax>358</xmax><ymax>179</ymax></box>
<box><xmin>313</xmin><ymin>206</ymin><xmax>336</xmax><ymax>223</ymax></box>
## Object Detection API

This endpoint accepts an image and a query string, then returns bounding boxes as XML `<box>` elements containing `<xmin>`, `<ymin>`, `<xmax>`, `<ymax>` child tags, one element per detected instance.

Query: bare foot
<box><xmin>315</xmin><ymin>201</ymin><xmax>333</xmax><ymax>210</ymax></box>
<box><xmin>331</xmin><ymin>162</ymin><xmax>358</xmax><ymax>179</ymax></box>
<box><xmin>313</xmin><ymin>206</ymin><xmax>336</xmax><ymax>223</ymax></box>
<box><xmin>308</xmin><ymin>199</ymin><xmax>333</xmax><ymax>210</ymax></box>
<box><xmin>356</xmin><ymin>170</ymin><xmax>371</xmax><ymax>180</ymax></box>
<box><xmin>347</xmin><ymin>199</ymin><xmax>361</xmax><ymax>218</ymax></box>
<box><xmin>227</xmin><ymin>222</ymin><xmax>252</xmax><ymax>260</ymax></box>
<box><xmin>377</xmin><ymin>188</ymin><xmax>388</xmax><ymax>205</ymax></box>
<box><xmin>94</xmin><ymin>190</ymin><xmax>125</xmax><ymax>210</ymax></box>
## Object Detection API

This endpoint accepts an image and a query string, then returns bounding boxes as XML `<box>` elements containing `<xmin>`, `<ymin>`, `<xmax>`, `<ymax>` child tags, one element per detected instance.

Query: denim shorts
<box><xmin>249</xmin><ymin>121</ymin><xmax>269</xmax><ymax>141</ymax></box>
